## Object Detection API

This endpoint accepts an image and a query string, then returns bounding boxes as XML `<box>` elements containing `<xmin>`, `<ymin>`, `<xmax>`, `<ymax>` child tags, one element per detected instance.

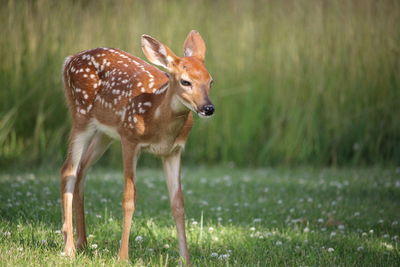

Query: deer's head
<box><xmin>141</xmin><ymin>31</ymin><xmax>214</xmax><ymax>117</ymax></box>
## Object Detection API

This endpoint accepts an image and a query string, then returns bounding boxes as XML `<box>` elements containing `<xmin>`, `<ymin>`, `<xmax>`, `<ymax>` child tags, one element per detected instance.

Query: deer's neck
<box><xmin>159</xmin><ymin>80</ymin><xmax>189</xmax><ymax>119</ymax></box>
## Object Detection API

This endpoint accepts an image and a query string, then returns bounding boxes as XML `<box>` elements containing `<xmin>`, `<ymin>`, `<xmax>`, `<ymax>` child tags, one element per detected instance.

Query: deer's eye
<box><xmin>180</xmin><ymin>79</ymin><xmax>192</xmax><ymax>87</ymax></box>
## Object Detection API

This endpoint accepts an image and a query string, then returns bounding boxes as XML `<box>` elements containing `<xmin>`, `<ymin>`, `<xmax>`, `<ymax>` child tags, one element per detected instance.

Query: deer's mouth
<box><xmin>178</xmin><ymin>97</ymin><xmax>214</xmax><ymax>118</ymax></box>
<box><xmin>198</xmin><ymin>110</ymin><xmax>208</xmax><ymax>118</ymax></box>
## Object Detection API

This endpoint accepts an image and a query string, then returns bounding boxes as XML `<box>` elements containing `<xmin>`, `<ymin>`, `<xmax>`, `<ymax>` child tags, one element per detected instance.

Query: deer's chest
<box><xmin>140</xmin><ymin>117</ymin><xmax>187</xmax><ymax>156</ymax></box>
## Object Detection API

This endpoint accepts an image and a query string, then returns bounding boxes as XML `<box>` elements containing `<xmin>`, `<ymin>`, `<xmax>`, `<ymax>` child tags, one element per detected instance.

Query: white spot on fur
<box><xmin>143</xmin><ymin>102</ymin><xmax>152</xmax><ymax>107</ymax></box>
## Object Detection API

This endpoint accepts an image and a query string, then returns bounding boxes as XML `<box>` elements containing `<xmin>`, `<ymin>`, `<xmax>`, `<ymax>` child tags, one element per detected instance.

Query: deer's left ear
<box><xmin>183</xmin><ymin>30</ymin><xmax>206</xmax><ymax>61</ymax></box>
<box><xmin>141</xmin><ymin>35</ymin><xmax>178</xmax><ymax>70</ymax></box>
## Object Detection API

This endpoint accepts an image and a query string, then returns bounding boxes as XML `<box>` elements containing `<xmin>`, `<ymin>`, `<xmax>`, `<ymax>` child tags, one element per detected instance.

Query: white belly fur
<box><xmin>92</xmin><ymin>119</ymin><xmax>120</xmax><ymax>140</ymax></box>
<box><xmin>91</xmin><ymin>119</ymin><xmax>185</xmax><ymax>155</ymax></box>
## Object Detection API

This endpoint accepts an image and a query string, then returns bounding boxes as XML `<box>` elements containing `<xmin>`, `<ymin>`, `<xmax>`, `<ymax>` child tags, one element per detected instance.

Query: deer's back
<box><xmin>63</xmin><ymin>48</ymin><xmax>169</xmax><ymax>120</ymax></box>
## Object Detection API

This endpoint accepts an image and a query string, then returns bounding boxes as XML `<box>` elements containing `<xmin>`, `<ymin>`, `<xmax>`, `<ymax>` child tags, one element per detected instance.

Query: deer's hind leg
<box><xmin>60</xmin><ymin>124</ymin><xmax>96</xmax><ymax>257</ymax></box>
<box><xmin>74</xmin><ymin>132</ymin><xmax>112</xmax><ymax>250</ymax></box>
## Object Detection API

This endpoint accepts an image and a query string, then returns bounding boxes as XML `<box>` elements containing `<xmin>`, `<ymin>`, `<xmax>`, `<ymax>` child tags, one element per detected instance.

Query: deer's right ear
<box><xmin>141</xmin><ymin>35</ymin><xmax>178</xmax><ymax>70</ymax></box>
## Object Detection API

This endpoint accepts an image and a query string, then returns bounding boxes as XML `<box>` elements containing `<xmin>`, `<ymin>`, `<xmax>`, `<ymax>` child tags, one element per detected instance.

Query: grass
<box><xmin>1</xmin><ymin>0</ymin><xmax>400</xmax><ymax>167</ymax></box>
<box><xmin>0</xmin><ymin>166</ymin><xmax>399</xmax><ymax>266</ymax></box>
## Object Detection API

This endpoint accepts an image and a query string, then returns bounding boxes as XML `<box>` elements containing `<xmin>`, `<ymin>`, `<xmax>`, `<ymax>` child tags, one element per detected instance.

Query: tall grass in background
<box><xmin>0</xmin><ymin>0</ymin><xmax>399</xmax><ymax>167</ymax></box>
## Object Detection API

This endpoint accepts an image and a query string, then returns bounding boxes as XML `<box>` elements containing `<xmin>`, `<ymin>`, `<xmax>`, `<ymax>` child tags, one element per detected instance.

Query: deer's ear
<box><xmin>183</xmin><ymin>30</ymin><xmax>206</xmax><ymax>61</ymax></box>
<box><xmin>141</xmin><ymin>35</ymin><xmax>178</xmax><ymax>69</ymax></box>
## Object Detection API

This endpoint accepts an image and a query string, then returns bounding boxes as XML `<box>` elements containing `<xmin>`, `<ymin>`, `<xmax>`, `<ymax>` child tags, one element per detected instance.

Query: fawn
<box><xmin>60</xmin><ymin>31</ymin><xmax>214</xmax><ymax>264</ymax></box>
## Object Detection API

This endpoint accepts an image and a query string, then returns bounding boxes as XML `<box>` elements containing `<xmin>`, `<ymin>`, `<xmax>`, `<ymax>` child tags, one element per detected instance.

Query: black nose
<box><xmin>203</xmin><ymin>104</ymin><xmax>215</xmax><ymax>116</ymax></box>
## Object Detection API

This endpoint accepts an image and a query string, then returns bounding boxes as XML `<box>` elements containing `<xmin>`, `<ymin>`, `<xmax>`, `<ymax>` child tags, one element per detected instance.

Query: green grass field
<box><xmin>1</xmin><ymin>167</ymin><xmax>399</xmax><ymax>266</ymax></box>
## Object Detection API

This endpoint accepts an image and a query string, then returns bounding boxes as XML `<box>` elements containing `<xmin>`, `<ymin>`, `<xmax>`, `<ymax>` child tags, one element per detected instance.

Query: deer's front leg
<box><xmin>118</xmin><ymin>140</ymin><xmax>139</xmax><ymax>261</ymax></box>
<box><xmin>163</xmin><ymin>149</ymin><xmax>190</xmax><ymax>265</ymax></box>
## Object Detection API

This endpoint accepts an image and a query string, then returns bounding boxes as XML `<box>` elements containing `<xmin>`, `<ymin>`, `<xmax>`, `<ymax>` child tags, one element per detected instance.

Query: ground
<box><xmin>0</xmin><ymin>166</ymin><xmax>399</xmax><ymax>266</ymax></box>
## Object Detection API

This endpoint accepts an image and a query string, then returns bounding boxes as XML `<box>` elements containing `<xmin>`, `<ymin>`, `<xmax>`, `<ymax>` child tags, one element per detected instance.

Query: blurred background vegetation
<box><xmin>0</xmin><ymin>0</ymin><xmax>399</xmax><ymax>168</ymax></box>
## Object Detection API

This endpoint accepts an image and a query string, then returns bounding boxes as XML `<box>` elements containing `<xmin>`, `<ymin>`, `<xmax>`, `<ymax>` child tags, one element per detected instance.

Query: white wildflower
<box><xmin>218</xmin><ymin>254</ymin><xmax>230</xmax><ymax>260</ymax></box>
<box><xmin>382</xmin><ymin>242</ymin><xmax>393</xmax><ymax>250</ymax></box>
<box><xmin>210</xmin><ymin>252</ymin><xmax>218</xmax><ymax>257</ymax></box>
